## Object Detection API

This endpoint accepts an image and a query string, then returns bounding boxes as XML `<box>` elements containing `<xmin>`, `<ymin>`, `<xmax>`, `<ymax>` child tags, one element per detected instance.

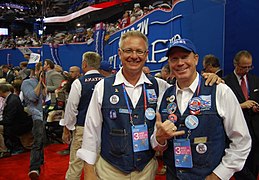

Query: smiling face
<box><xmin>118</xmin><ymin>35</ymin><xmax>148</xmax><ymax>79</ymax></box>
<box><xmin>168</xmin><ymin>47</ymin><xmax>198</xmax><ymax>88</ymax></box>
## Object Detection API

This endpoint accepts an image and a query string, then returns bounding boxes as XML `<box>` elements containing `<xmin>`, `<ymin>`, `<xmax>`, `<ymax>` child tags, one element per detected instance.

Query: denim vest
<box><xmin>76</xmin><ymin>73</ymin><xmax>104</xmax><ymax>126</ymax></box>
<box><xmin>100</xmin><ymin>75</ymin><xmax>158</xmax><ymax>173</ymax></box>
<box><xmin>159</xmin><ymin>78</ymin><xmax>226</xmax><ymax>180</ymax></box>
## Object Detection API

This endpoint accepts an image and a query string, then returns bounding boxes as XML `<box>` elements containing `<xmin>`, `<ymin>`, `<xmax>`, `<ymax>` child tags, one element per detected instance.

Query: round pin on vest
<box><xmin>110</xmin><ymin>95</ymin><xmax>119</xmax><ymax>105</ymax></box>
<box><xmin>145</xmin><ymin>108</ymin><xmax>155</xmax><ymax>120</ymax></box>
<box><xmin>185</xmin><ymin>115</ymin><xmax>199</xmax><ymax>129</ymax></box>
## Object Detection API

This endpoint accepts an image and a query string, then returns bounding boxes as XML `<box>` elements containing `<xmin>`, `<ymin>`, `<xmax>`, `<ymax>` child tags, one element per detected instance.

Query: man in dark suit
<box><xmin>0</xmin><ymin>84</ymin><xmax>32</xmax><ymax>154</ymax></box>
<box><xmin>2</xmin><ymin>65</ymin><xmax>15</xmax><ymax>84</ymax></box>
<box><xmin>202</xmin><ymin>54</ymin><xmax>223</xmax><ymax>77</ymax></box>
<box><xmin>224</xmin><ymin>50</ymin><xmax>259</xmax><ymax>180</ymax></box>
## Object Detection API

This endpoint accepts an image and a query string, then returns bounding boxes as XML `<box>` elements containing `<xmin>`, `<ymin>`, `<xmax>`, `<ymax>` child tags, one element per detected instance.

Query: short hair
<box><xmin>203</xmin><ymin>54</ymin><xmax>220</xmax><ymax>68</ymax></box>
<box><xmin>162</xmin><ymin>64</ymin><xmax>170</xmax><ymax>74</ymax></box>
<box><xmin>2</xmin><ymin>65</ymin><xmax>10</xmax><ymax>69</ymax></box>
<box><xmin>6</xmin><ymin>84</ymin><xmax>14</xmax><ymax>93</ymax></box>
<box><xmin>44</xmin><ymin>59</ymin><xmax>55</xmax><ymax>69</ymax></box>
<box><xmin>82</xmin><ymin>52</ymin><xmax>101</xmax><ymax>69</ymax></box>
<box><xmin>142</xmin><ymin>66</ymin><xmax>150</xmax><ymax>75</ymax></box>
<box><xmin>69</xmin><ymin>66</ymin><xmax>80</xmax><ymax>72</ymax></box>
<box><xmin>119</xmin><ymin>30</ymin><xmax>148</xmax><ymax>49</ymax></box>
<box><xmin>12</xmin><ymin>79</ymin><xmax>22</xmax><ymax>92</ymax></box>
<box><xmin>233</xmin><ymin>50</ymin><xmax>252</xmax><ymax>65</ymax></box>
<box><xmin>0</xmin><ymin>84</ymin><xmax>11</xmax><ymax>93</ymax></box>
<box><xmin>19</xmin><ymin>61</ymin><xmax>28</xmax><ymax>67</ymax></box>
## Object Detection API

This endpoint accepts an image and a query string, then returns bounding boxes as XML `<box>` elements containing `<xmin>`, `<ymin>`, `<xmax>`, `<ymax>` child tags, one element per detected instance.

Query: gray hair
<box><xmin>119</xmin><ymin>30</ymin><xmax>148</xmax><ymax>49</ymax></box>
<box><xmin>233</xmin><ymin>50</ymin><xmax>252</xmax><ymax>65</ymax></box>
<box><xmin>82</xmin><ymin>51</ymin><xmax>101</xmax><ymax>69</ymax></box>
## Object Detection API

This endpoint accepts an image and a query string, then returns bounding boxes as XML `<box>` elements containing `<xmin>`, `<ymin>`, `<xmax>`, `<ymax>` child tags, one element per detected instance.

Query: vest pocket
<box><xmin>109</xmin><ymin>128</ymin><xmax>128</xmax><ymax>157</ymax></box>
<box><xmin>191</xmin><ymin>142</ymin><xmax>212</xmax><ymax>168</ymax></box>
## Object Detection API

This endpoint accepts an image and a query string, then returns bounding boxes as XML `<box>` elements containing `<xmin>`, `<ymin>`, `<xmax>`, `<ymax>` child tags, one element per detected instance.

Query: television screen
<box><xmin>0</xmin><ymin>28</ymin><xmax>8</xmax><ymax>35</ymax></box>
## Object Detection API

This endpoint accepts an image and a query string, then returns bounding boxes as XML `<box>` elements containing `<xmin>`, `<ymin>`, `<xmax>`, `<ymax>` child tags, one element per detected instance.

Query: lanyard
<box><xmin>195</xmin><ymin>74</ymin><xmax>201</xmax><ymax>96</ymax></box>
<box><xmin>122</xmin><ymin>83</ymin><xmax>147</xmax><ymax>126</ymax></box>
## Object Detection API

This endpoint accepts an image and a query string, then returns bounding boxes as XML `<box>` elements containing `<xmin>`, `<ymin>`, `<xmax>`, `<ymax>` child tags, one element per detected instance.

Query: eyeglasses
<box><xmin>120</xmin><ymin>48</ymin><xmax>147</xmax><ymax>56</ymax></box>
<box><xmin>238</xmin><ymin>64</ymin><xmax>254</xmax><ymax>70</ymax></box>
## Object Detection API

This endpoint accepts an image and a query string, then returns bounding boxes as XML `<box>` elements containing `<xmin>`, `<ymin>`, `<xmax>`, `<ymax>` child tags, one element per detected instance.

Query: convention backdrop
<box><xmin>0</xmin><ymin>0</ymin><xmax>258</xmax><ymax>76</ymax></box>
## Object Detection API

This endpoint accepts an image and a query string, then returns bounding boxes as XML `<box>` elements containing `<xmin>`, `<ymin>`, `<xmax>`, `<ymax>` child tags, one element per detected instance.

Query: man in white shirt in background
<box><xmin>60</xmin><ymin>52</ymin><xmax>104</xmax><ymax>179</ymax></box>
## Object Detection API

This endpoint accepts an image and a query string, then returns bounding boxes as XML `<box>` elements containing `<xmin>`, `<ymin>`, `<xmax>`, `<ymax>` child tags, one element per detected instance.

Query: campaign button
<box><xmin>167</xmin><ymin>102</ymin><xmax>177</xmax><ymax>114</ymax></box>
<box><xmin>196</xmin><ymin>143</ymin><xmax>207</xmax><ymax>154</ymax></box>
<box><xmin>185</xmin><ymin>115</ymin><xmax>199</xmax><ymax>130</ymax></box>
<box><xmin>168</xmin><ymin>95</ymin><xmax>175</xmax><ymax>102</ymax></box>
<box><xmin>145</xmin><ymin>108</ymin><xmax>155</xmax><ymax>120</ymax></box>
<box><xmin>168</xmin><ymin>113</ymin><xmax>178</xmax><ymax>123</ymax></box>
<box><xmin>188</xmin><ymin>97</ymin><xmax>202</xmax><ymax>111</ymax></box>
<box><xmin>110</xmin><ymin>95</ymin><xmax>119</xmax><ymax>104</ymax></box>
<box><xmin>109</xmin><ymin>109</ymin><xmax>117</xmax><ymax>119</ymax></box>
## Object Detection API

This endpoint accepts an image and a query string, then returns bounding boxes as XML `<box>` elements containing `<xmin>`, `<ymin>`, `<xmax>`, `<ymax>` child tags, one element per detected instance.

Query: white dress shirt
<box><xmin>234</xmin><ymin>70</ymin><xmax>248</xmax><ymax>86</ymax></box>
<box><xmin>59</xmin><ymin>70</ymin><xmax>100</xmax><ymax>130</ymax></box>
<box><xmin>77</xmin><ymin>68</ymin><xmax>170</xmax><ymax>165</ymax></box>
<box><xmin>152</xmin><ymin>72</ymin><xmax>251</xmax><ymax>180</ymax></box>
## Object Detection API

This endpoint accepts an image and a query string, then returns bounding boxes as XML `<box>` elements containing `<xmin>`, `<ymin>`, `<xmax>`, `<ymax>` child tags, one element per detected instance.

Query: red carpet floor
<box><xmin>4</xmin><ymin>144</ymin><xmax>257</xmax><ymax>180</ymax></box>
<box><xmin>0</xmin><ymin>143</ymin><xmax>166</xmax><ymax>180</ymax></box>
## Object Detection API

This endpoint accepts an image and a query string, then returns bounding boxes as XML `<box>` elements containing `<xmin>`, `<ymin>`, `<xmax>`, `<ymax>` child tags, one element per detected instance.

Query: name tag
<box><xmin>173</xmin><ymin>139</ymin><xmax>193</xmax><ymax>168</ymax></box>
<box><xmin>132</xmin><ymin>124</ymin><xmax>149</xmax><ymax>152</ymax></box>
<box><xmin>119</xmin><ymin>108</ymin><xmax>132</xmax><ymax>114</ymax></box>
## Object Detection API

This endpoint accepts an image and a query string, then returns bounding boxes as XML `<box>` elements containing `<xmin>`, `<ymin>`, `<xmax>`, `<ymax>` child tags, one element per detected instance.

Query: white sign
<box><xmin>29</xmin><ymin>53</ymin><xmax>40</xmax><ymax>64</ymax></box>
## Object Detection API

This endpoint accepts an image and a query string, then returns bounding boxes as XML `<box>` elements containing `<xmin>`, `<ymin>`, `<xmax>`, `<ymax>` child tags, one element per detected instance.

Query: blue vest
<box><xmin>100</xmin><ymin>75</ymin><xmax>159</xmax><ymax>173</ymax></box>
<box><xmin>159</xmin><ymin>78</ymin><xmax>226</xmax><ymax>180</ymax></box>
<box><xmin>76</xmin><ymin>73</ymin><xmax>104</xmax><ymax>126</ymax></box>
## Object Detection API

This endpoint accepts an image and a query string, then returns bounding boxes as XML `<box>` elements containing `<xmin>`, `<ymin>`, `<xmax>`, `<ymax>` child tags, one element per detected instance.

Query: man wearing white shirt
<box><xmin>77</xmin><ymin>31</ymin><xmax>223</xmax><ymax>180</ymax></box>
<box><xmin>77</xmin><ymin>31</ymin><xmax>170</xmax><ymax>180</ymax></box>
<box><xmin>60</xmin><ymin>52</ymin><xmax>104</xmax><ymax>179</ymax></box>
<box><xmin>153</xmin><ymin>39</ymin><xmax>251</xmax><ymax>180</ymax></box>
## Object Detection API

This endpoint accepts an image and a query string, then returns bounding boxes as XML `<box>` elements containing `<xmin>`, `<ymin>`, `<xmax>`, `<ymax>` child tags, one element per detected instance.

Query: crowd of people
<box><xmin>0</xmin><ymin>2</ymin><xmax>172</xmax><ymax>50</ymax></box>
<box><xmin>1</xmin><ymin>30</ymin><xmax>258</xmax><ymax>180</ymax></box>
<box><xmin>1</xmin><ymin>0</ymin><xmax>259</xmax><ymax>179</ymax></box>
<box><xmin>0</xmin><ymin>1</ymin><xmax>42</xmax><ymax>22</ymax></box>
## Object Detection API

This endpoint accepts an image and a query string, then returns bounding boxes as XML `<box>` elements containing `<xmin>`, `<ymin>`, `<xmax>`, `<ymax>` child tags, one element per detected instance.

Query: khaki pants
<box><xmin>65</xmin><ymin>126</ymin><xmax>84</xmax><ymax>180</ymax></box>
<box><xmin>96</xmin><ymin>156</ymin><xmax>158</xmax><ymax>180</ymax></box>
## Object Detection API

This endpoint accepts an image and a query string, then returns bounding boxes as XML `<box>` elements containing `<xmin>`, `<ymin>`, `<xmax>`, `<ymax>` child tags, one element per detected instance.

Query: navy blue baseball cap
<box><xmin>166</xmin><ymin>38</ymin><xmax>197</xmax><ymax>57</ymax></box>
<box><xmin>100</xmin><ymin>61</ymin><xmax>112</xmax><ymax>72</ymax></box>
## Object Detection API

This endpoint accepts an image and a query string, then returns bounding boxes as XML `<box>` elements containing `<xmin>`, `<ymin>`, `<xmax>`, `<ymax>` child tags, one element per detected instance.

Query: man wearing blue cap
<box><xmin>77</xmin><ymin>31</ymin><xmax>224</xmax><ymax>180</ymax></box>
<box><xmin>99</xmin><ymin>61</ymin><xmax>113</xmax><ymax>77</ymax></box>
<box><xmin>152</xmin><ymin>38</ymin><xmax>251</xmax><ymax>179</ymax></box>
